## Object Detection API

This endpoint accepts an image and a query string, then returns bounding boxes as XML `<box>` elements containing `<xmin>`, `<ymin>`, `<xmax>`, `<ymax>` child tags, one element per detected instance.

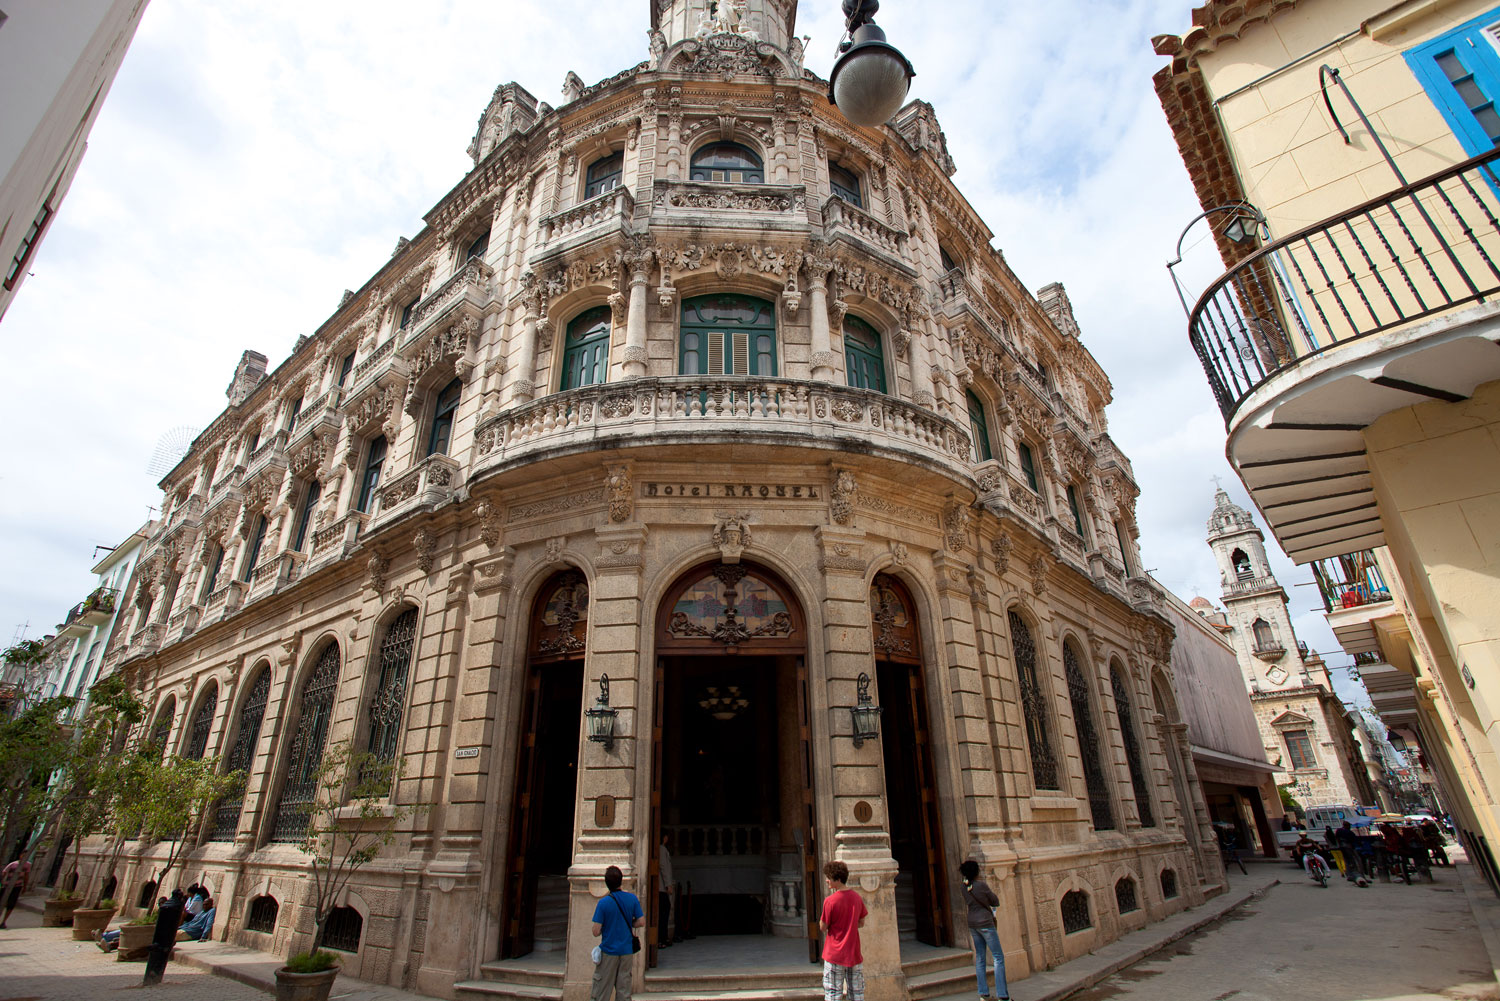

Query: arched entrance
<box><xmin>650</xmin><ymin>561</ymin><xmax>816</xmax><ymax>966</ymax></box>
<box><xmin>500</xmin><ymin>570</ymin><xmax>588</xmax><ymax>959</ymax></box>
<box><xmin>869</xmin><ymin>574</ymin><xmax>951</xmax><ymax>948</ymax></box>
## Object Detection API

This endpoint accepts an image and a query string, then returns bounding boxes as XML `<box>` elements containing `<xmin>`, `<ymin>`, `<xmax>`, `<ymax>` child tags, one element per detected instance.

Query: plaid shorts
<box><xmin>823</xmin><ymin>960</ymin><xmax>865</xmax><ymax>1001</ymax></box>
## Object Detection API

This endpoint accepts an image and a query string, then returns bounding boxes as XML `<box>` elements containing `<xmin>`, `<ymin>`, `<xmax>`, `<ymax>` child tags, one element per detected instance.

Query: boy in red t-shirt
<box><xmin>819</xmin><ymin>860</ymin><xmax>868</xmax><ymax>1001</ymax></box>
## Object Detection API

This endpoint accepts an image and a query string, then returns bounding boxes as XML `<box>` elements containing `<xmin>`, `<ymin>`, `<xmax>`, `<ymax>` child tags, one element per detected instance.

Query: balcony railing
<box><xmin>822</xmin><ymin>196</ymin><xmax>909</xmax><ymax>264</ymax></box>
<box><xmin>1191</xmin><ymin>146</ymin><xmax>1500</xmax><ymax>422</ymax></box>
<box><xmin>651</xmin><ymin>180</ymin><xmax>806</xmax><ymax>220</ymax></box>
<box><xmin>473</xmin><ymin>377</ymin><xmax>973</xmax><ymax>472</ymax></box>
<box><xmin>1311</xmin><ymin>549</ymin><xmax>1393</xmax><ymax>613</ymax></box>
<box><xmin>538</xmin><ymin>186</ymin><xmax>634</xmax><ymax>246</ymax></box>
<box><xmin>401</xmin><ymin>258</ymin><xmax>493</xmax><ymax>350</ymax></box>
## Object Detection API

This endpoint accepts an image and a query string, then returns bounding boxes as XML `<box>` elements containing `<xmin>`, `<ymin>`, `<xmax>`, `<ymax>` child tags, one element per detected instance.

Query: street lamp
<box><xmin>828</xmin><ymin>0</ymin><xmax>915</xmax><ymax>127</ymax></box>
<box><xmin>585</xmin><ymin>674</ymin><xmax>618</xmax><ymax>748</ymax></box>
<box><xmin>1165</xmin><ymin>202</ymin><xmax>1269</xmax><ymax>318</ymax></box>
<box><xmin>849</xmin><ymin>672</ymin><xmax>883</xmax><ymax>747</ymax></box>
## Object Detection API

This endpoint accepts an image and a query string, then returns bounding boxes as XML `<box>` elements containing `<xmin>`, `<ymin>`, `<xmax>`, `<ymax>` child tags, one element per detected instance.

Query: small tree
<box><xmin>136</xmin><ymin>754</ymin><xmax>244</xmax><ymax>907</ymax></box>
<box><xmin>295</xmin><ymin>740</ymin><xmax>423</xmax><ymax>956</ymax></box>
<box><xmin>0</xmin><ymin>654</ymin><xmax>75</xmax><ymax>865</ymax></box>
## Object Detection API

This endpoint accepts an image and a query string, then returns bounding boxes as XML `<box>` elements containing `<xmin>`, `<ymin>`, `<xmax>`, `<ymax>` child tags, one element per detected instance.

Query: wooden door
<box><xmin>904</xmin><ymin>664</ymin><xmax>950</xmax><ymax>947</ymax></box>
<box><xmin>647</xmin><ymin>657</ymin><xmax>666</xmax><ymax>967</ymax></box>
<box><xmin>500</xmin><ymin>667</ymin><xmax>544</xmax><ymax>959</ymax></box>
<box><xmin>796</xmin><ymin>655</ymin><xmax>820</xmax><ymax>963</ymax></box>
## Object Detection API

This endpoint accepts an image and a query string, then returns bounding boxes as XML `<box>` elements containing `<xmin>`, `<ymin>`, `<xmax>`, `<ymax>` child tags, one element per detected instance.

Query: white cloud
<box><xmin>0</xmin><ymin>0</ymin><xmax>1355</xmax><ymax>682</ymax></box>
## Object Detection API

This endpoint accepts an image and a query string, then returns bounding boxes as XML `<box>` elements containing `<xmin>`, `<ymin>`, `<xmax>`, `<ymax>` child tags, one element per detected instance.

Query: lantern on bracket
<box><xmin>850</xmin><ymin>671</ymin><xmax>883</xmax><ymax>747</ymax></box>
<box><xmin>585</xmin><ymin>674</ymin><xmax>618</xmax><ymax>748</ymax></box>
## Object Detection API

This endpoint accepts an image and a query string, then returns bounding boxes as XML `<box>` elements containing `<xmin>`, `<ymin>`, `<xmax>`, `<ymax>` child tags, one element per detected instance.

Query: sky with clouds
<box><xmin>0</xmin><ymin>0</ymin><xmax>1368</xmax><ymax>703</ymax></box>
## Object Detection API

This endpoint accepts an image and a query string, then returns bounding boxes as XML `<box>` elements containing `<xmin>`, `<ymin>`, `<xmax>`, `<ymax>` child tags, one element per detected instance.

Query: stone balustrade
<box><xmin>651</xmin><ymin>180</ymin><xmax>805</xmax><ymax>219</ymax></box>
<box><xmin>473</xmin><ymin>377</ymin><xmax>973</xmax><ymax>473</ymax></box>
<box><xmin>166</xmin><ymin>494</ymin><xmax>205</xmax><ymax>534</ymax></box>
<box><xmin>371</xmin><ymin>454</ymin><xmax>462</xmax><ymax>528</ymax></box>
<box><xmin>309</xmin><ymin>511</ymin><xmax>368</xmax><ymax>566</ymax></box>
<box><xmin>539</xmin><ymin>186</ymin><xmax>634</xmax><ymax>246</ymax></box>
<box><xmin>209</xmin><ymin>465</ymin><xmax>244</xmax><ymax>504</ymax></box>
<box><xmin>822</xmin><ymin>195</ymin><xmax>909</xmax><ymax>264</ymax></box>
<box><xmin>401</xmin><ymin>258</ymin><xmax>494</xmax><ymax>351</ymax></box>
<box><xmin>351</xmin><ymin>337</ymin><xmax>396</xmax><ymax>387</ymax></box>
<box><xmin>288</xmin><ymin>388</ymin><xmax>340</xmax><ymax>447</ymax></box>
<box><xmin>245</xmin><ymin>429</ymin><xmax>289</xmax><ymax>481</ymax></box>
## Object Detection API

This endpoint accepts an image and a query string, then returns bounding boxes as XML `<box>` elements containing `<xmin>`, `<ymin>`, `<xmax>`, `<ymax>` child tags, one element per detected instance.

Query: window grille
<box><xmin>1008</xmin><ymin>611</ymin><xmax>1058</xmax><ymax>790</ymax></box>
<box><xmin>368</xmin><ymin>609</ymin><xmax>418</xmax><ymax>762</ymax></box>
<box><xmin>1160</xmin><ymin>869</ymin><xmax>1178</xmax><ymax>899</ymax></box>
<box><xmin>271</xmin><ymin>644</ymin><xmax>341</xmax><ymax>843</ymax></box>
<box><xmin>321</xmin><ymin>905</ymin><xmax>363</xmax><ymax>952</ymax></box>
<box><xmin>1064</xmin><ymin>643</ymin><xmax>1115</xmax><ymax>830</ymax></box>
<box><xmin>150</xmin><ymin>699</ymin><xmax>175</xmax><ymax>757</ymax></box>
<box><xmin>1111</xmin><ymin>668</ymin><xmax>1155</xmax><ymax>827</ymax></box>
<box><xmin>1061</xmin><ymin>890</ymin><xmax>1092</xmax><ymax>933</ymax></box>
<box><xmin>137</xmin><ymin>881</ymin><xmax>157</xmax><ymax>909</ymax></box>
<box><xmin>210</xmin><ymin>667</ymin><xmax>271</xmax><ymax>841</ymax></box>
<box><xmin>1115</xmin><ymin>877</ymin><xmax>1139</xmax><ymax>914</ymax></box>
<box><xmin>246</xmin><ymin>895</ymin><xmax>278</xmax><ymax>933</ymax></box>
<box><xmin>185</xmin><ymin>685</ymin><xmax>218</xmax><ymax>760</ymax></box>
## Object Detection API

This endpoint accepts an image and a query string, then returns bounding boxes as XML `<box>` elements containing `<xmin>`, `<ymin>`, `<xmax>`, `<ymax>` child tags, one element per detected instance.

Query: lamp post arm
<box><xmin>1165</xmin><ymin>202</ymin><xmax>1268</xmax><ymax>319</ymax></box>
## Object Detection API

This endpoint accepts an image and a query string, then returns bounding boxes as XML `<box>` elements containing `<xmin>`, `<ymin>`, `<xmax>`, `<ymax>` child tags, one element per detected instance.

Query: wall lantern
<box><xmin>850</xmin><ymin>672</ymin><xmax>883</xmax><ymax>747</ymax></box>
<box><xmin>828</xmin><ymin>0</ymin><xmax>915</xmax><ymax>128</ymax></box>
<box><xmin>1164</xmin><ymin>201</ymin><xmax>1269</xmax><ymax>319</ymax></box>
<box><xmin>585</xmin><ymin>674</ymin><xmax>618</xmax><ymax>748</ymax></box>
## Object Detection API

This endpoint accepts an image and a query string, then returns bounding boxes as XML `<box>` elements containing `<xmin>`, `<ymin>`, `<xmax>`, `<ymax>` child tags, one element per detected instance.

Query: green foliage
<box><xmin>128</xmin><ymin>912</ymin><xmax>157</xmax><ymax>926</ymax></box>
<box><xmin>296</xmin><ymin>740</ymin><xmax>426</xmax><ymax>947</ymax></box>
<box><xmin>284</xmin><ymin>950</ymin><xmax>340</xmax><ymax>973</ymax></box>
<box><xmin>95</xmin><ymin>897</ymin><xmax>116</xmax><ymax>909</ymax></box>
<box><xmin>1278</xmin><ymin>783</ymin><xmax>1304</xmax><ymax>817</ymax></box>
<box><xmin>122</xmin><ymin>752</ymin><xmax>244</xmax><ymax>909</ymax></box>
<box><xmin>0</xmin><ymin>690</ymin><xmax>77</xmax><ymax>863</ymax></box>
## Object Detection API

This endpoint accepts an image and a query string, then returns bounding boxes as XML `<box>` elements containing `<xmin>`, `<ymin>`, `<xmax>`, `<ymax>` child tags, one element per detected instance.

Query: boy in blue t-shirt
<box><xmin>590</xmin><ymin>865</ymin><xmax>644</xmax><ymax>1001</ymax></box>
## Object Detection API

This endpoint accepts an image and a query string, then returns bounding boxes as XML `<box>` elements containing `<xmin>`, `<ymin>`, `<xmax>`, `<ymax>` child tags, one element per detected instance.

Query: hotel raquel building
<box><xmin>88</xmin><ymin>3</ymin><xmax>1226</xmax><ymax>997</ymax></box>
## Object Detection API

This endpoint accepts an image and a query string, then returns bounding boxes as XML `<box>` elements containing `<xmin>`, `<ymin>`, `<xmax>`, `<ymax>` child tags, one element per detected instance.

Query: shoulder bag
<box><xmin>610</xmin><ymin>892</ymin><xmax>642</xmax><ymax>954</ymax></box>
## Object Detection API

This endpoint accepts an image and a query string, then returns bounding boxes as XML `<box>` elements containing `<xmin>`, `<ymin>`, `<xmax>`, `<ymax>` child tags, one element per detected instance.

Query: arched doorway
<box><xmin>651</xmin><ymin>561</ymin><xmax>815</xmax><ymax>966</ymax></box>
<box><xmin>869</xmin><ymin>574</ymin><xmax>951</xmax><ymax>947</ymax></box>
<box><xmin>500</xmin><ymin>570</ymin><xmax>589</xmax><ymax>959</ymax></box>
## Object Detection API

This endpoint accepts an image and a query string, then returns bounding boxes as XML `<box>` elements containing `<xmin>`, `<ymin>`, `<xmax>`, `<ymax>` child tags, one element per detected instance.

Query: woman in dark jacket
<box><xmin>960</xmin><ymin>859</ymin><xmax>1009</xmax><ymax>1001</ymax></box>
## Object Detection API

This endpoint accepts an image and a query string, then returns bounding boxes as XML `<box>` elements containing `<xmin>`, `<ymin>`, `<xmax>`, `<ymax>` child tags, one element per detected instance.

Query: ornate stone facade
<box><xmin>81</xmin><ymin>4</ymin><xmax>1222</xmax><ymax>999</ymax></box>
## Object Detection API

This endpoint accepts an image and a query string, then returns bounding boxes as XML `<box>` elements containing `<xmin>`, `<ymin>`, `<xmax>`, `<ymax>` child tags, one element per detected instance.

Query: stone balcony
<box><xmin>245</xmin><ymin>429</ymin><xmax>289</xmax><ymax>482</ymax></box>
<box><xmin>400</xmin><ymin>258</ymin><xmax>494</xmax><ymax>356</ymax></box>
<box><xmin>307</xmin><ymin>511</ymin><xmax>368</xmax><ymax>569</ymax></box>
<box><xmin>288</xmin><ymin>387</ymin><xmax>341</xmax><ymax>450</ymax></box>
<box><xmin>650</xmin><ymin>180</ymin><xmax>808</xmax><ymax>234</ymax></box>
<box><xmin>535</xmin><ymin>186</ymin><xmax>635</xmax><ymax>257</ymax></box>
<box><xmin>245</xmin><ymin>551</ymin><xmax>301</xmax><ymax>602</ymax></box>
<box><xmin>1222</xmin><ymin>574</ymin><xmax>1282</xmax><ymax>599</ymax></box>
<box><xmin>370</xmin><ymin>454</ymin><xmax>462</xmax><ymax>530</ymax></box>
<box><xmin>472</xmin><ymin>377</ymin><xmax>972</xmax><ymax>477</ymax></box>
<box><xmin>208</xmin><ymin>464</ymin><xmax>244</xmax><ymax>507</ymax></box>
<box><xmin>204</xmin><ymin>580</ymin><xmax>246</xmax><ymax>621</ymax></box>
<box><xmin>164</xmin><ymin>494</ymin><xmax>205</xmax><ymax>536</ymax></box>
<box><xmin>821</xmin><ymin>196</ymin><xmax>913</xmax><ymax>273</ymax></box>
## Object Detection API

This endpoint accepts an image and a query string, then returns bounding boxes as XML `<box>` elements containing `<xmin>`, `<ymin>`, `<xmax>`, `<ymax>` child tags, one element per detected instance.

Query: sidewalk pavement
<box><xmin>7</xmin><ymin>869</ymin><xmax>1281</xmax><ymax>1001</ymax></box>
<box><xmin>1455</xmin><ymin>845</ymin><xmax>1500</xmax><ymax>987</ymax></box>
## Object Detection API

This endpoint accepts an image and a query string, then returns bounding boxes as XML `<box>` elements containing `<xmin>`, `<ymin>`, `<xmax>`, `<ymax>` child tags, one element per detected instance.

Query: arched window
<box><xmin>1064</xmin><ymin>641</ymin><xmax>1115</xmax><ymax>830</ymax></box>
<box><xmin>1061</xmin><ymin>890</ymin><xmax>1092</xmax><ymax>933</ymax></box>
<box><xmin>1111</xmin><ymin>666</ymin><xmax>1155</xmax><ymax>827</ymax></box>
<box><xmin>210</xmin><ymin>666</ymin><xmax>271</xmax><ymax>841</ymax></box>
<box><xmin>185</xmin><ymin>684</ymin><xmax>218</xmax><ymax>761</ymax></box>
<box><xmin>241</xmin><ymin>516</ymin><xmax>268</xmax><ymax>582</ymax></box>
<box><xmin>465</xmin><ymin>229</ymin><xmax>490</xmax><ymax>263</ymax></box>
<box><xmin>843</xmin><ymin>315</ymin><xmax>885</xmax><ymax>391</ymax></box>
<box><xmin>1008</xmin><ymin>610</ymin><xmax>1058</xmax><ymax>790</ymax></box>
<box><xmin>1231</xmin><ymin>548</ymin><xmax>1253</xmax><ymax>580</ymax></box>
<box><xmin>829</xmin><ymin>162</ymin><xmax>861</xmax><ymax>207</ymax></box>
<box><xmin>965</xmin><ymin>390</ymin><xmax>992</xmax><ymax>462</ymax></box>
<box><xmin>200</xmin><ymin>544</ymin><xmax>224</xmax><ymax>603</ymax></box>
<box><xmin>271</xmin><ymin>642</ymin><xmax>341</xmax><ymax>843</ymax></box>
<box><xmin>690</xmin><ymin>142</ymin><xmax>764</xmax><ymax>183</ymax></box>
<box><xmin>293</xmin><ymin>480</ymin><xmax>321</xmax><ymax>551</ymax></box>
<box><xmin>367</xmin><ymin>608</ymin><xmax>418</xmax><ymax>762</ymax></box>
<box><xmin>679</xmin><ymin>295</ymin><xmax>776</xmax><ymax>376</ymax></box>
<box><xmin>1160</xmin><ymin>868</ymin><xmax>1178</xmax><ymax>899</ymax></box>
<box><xmin>585</xmin><ymin>152</ymin><xmax>624</xmax><ymax>198</ymax></box>
<box><xmin>1115</xmin><ymin>876</ymin><xmax>1139</xmax><ymax>914</ymax></box>
<box><xmin>356</xmin><ymin>436</ymin><xmax>387</xmax><ymax>513</ymax></box>
<box><xmin>1252</xmin><ymin>618</ymin><xmax>1276</xmax><ymax>650</ymax></box>
<box><xmin>561</xmin><ymin>306</ymin><xmax>611</xmax><ymax>390</ymax></box>
<box><xmin>246</xmin><ymin>894</ymin><xmax>278</xmax><ymax>933</ymax></box>
<box><xmin>149</xmin><ymin>698</ymin><xmax>176</xmax><ymax>758</ymax></box>
<box><xmin>322</xmin><ymin>905</ymin><xmax>363</xmax><ymax>952</ymax></box>
<box><xmin>426</xmin><ymin>378</ymin><xmax>462</xmax><ymax>457</ymax></box>
<box><xmin>1018</xmin><ymin>441</ymin><xmax>1039</xmax><ymax>492</ymax></box>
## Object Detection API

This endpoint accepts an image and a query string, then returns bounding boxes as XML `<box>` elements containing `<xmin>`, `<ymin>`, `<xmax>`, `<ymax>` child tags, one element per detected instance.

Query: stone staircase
<box><xmin>531</xmin><ymin>876</ymin><xmax>570</xmax><ymax>953</ymax></box>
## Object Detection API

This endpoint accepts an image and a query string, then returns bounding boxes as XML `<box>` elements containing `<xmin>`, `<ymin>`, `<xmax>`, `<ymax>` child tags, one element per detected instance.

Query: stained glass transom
<box><xmin>531</xmin><ymin>572</ymin><xmax>590</xmax><ymax>658</ymax></box>
<box><xmin>368</xmin><ymin>609</ymin><xmax>418</xmax><ymax>762</ymax></box>
<box><xmin>210</xmin><ymin>667</ymin><xmax>270</xmax><ymax>841</ymax></box>
<box><xmin>271</xmin><ymin>643</ymin><xmax>341</xmax><ymax>843</ymax></box>
<box><xmin>1065</xmin><ymin>643</ymin><xmax>1115</xmax><ymax>831</ymax></box>
<box><xmin>870</xmin><ymin>575</ymin><xmax>917</xmax><ymax>661</ymax></box>
<box><xmin>1111</xmin><ymin>667</ymin><xmax>1155</xmax><ymax>828</ymax></box>
<box><xmin>1008</xmin><ymin>611</ymin><xmax>1058</xmax><ymax>790</ymax></box>
<box><xmin>665</xmin><ymin>565</ymin><xmax>793</xmax><ymax>651</ymax></box>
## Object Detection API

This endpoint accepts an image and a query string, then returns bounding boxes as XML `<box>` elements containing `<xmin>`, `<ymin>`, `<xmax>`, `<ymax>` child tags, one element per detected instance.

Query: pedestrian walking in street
<box><xmin>0</xmin><ymin>857</ymin><xmax>31</xmax><ymax>929</ymax></box>
<box><xmin>1334</xmin><ymin>822</ymin><xmax>1369</xmax><ymax>885</ymax></box>
<box><xmin>589</xmin><ymin>864</ymin><xmax>643</xmax><ymax>1001</ymax></box>
<box><xmin>960</xmin><ymin>860</ymin><xmax>1010</xmax><ymax>1001</ymax></box>
<box><xmin>819</xmin><ymin>860</ymin><xmax>867</xmax><ymax>1001</ymax></box>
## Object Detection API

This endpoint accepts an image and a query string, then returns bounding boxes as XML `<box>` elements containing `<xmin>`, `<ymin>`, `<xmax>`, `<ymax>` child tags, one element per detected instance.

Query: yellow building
<box><xmin>1154</xmin><ymin>0</ymin><xmax>1500</xmax><ymax>887</ymax></box>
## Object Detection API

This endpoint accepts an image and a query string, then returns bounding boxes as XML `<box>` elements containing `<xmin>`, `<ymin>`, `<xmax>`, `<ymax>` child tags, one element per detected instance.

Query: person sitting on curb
<box><xmin>177</xmin><ymin>896</ymin><xmax>215</xmax><ymax>941</ymax></box>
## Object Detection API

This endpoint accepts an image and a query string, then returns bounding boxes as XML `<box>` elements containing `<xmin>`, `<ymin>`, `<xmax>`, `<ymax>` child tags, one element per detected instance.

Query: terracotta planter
<box><xmin>70</xmin><ymin>906</ymin><xmax>116</xmax><ymax>940</ymax></box>
<box><xmin>116</xmin><ymin>921</ymin><xmax>156</xmax><ymax>961</ymax></box>
<box><xmin>274</xmin><ymin>966</ymin><xmax>339</xmax><ymax>1001</ymax></box>
<box><xmin>41</xmin><ymin>897</ymin><xmax>80</xmax><ymax>927</ymax></box>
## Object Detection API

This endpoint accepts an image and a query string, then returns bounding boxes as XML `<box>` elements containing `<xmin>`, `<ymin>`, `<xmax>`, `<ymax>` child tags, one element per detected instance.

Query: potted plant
<box><xmin>273</xmin><ymin>741</ymin><xmax>423</xmax><ymax>1001</ymax></box>
<box><xmin>116</xmin><ymin>910</ymin><xmax>158</xmax><ymax>960</ymax></box>
<box><xmin>41</xmin><ymin>887</ymin><xmax>80</xmax><ymax>926</ymax></box>
<box><xmin>71</xmin><ymin>896</ymin><xmax>116</xmax><ymax>941</ymax></box>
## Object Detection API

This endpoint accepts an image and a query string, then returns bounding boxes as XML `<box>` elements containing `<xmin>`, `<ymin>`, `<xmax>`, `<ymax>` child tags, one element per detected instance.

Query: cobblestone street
<box><xmin>0</xmin><ymin>903</ymin><xmax>266</xmax><ymax>1001</ymax></box>
<box><xmin>1070</xmin><ymin>862</ymin><xmax>1498</xmax><ymax>1001</ymax></box>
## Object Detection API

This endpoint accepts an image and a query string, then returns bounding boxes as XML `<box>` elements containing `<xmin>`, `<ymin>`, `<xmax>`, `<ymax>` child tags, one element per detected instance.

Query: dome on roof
<box><xmin>1188</xmin><ymin>596</ymin><xmax>1215</xmax><ymax>611</ymax></box>
<box><xmin>1207</xmin><ymin>487</ymin><xmax>1256</xmax><ymax>536</ymax></box>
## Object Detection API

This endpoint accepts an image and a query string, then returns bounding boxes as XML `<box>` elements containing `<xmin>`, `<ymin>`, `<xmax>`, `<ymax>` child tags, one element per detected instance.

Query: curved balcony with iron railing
<box><xmin>1190</xmin><ymin>147</ymin><xmax>1500</xmax><ymax>424</ymax></box>
<box><xmin>471</xmin><ymin>376</ymin><xmax>974</xmax><ymax>479</ymax></box>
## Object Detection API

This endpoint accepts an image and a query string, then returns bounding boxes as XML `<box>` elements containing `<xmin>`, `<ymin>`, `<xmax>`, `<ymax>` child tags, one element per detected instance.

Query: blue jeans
<box><xmin>970</xmin><ymin>925</ymin><xmax>1008</xmax><ymax>998</ymax></box>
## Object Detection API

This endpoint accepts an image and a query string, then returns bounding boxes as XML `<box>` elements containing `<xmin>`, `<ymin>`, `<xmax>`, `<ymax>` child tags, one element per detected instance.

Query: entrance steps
<box><xmin>456</xmin><ymin>959</ymin><xmax>565</xmax><ymax>1000</ymax></box>
<box><xmin>532</xmin><ymin>876</ymin><xmax>570</xmax><ymax>953</ymax></box>
<box><xmin>637</xmin><ymin>966</ymin><xmax>822</xmax><ymax>1000</ymax></box>
<box><xmin>900</xmin><ymin>946</ymin><xmax>978</xmax><ymax>1000</ymax></box>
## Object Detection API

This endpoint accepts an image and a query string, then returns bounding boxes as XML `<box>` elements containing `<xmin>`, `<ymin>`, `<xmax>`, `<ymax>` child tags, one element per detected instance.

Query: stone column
<box><xmin>909</xmin><ymin>326</ymin><xmax>935</xmax><ymax>409</ymax></box>
<box><xmin>622</xmin><ymin>255</ymin><xmax>651</xmax><ymax>379</ymax></box>
<box><xmin>805</xmin><ymin>255</ymin><xmax>837</xmax><ymax>382</ymax></box>
<box><xmin>513</xmin><ymin>292</ymin><xmax>541</xmax><ymax>405</ymax></box>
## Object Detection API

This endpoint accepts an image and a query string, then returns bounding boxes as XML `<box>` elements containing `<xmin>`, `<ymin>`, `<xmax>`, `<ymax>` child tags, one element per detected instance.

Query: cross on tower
<box><xmin>1210</xmin><ymin>474</ymin><xmax>1225</xmax><ymax>490</ymax></box>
